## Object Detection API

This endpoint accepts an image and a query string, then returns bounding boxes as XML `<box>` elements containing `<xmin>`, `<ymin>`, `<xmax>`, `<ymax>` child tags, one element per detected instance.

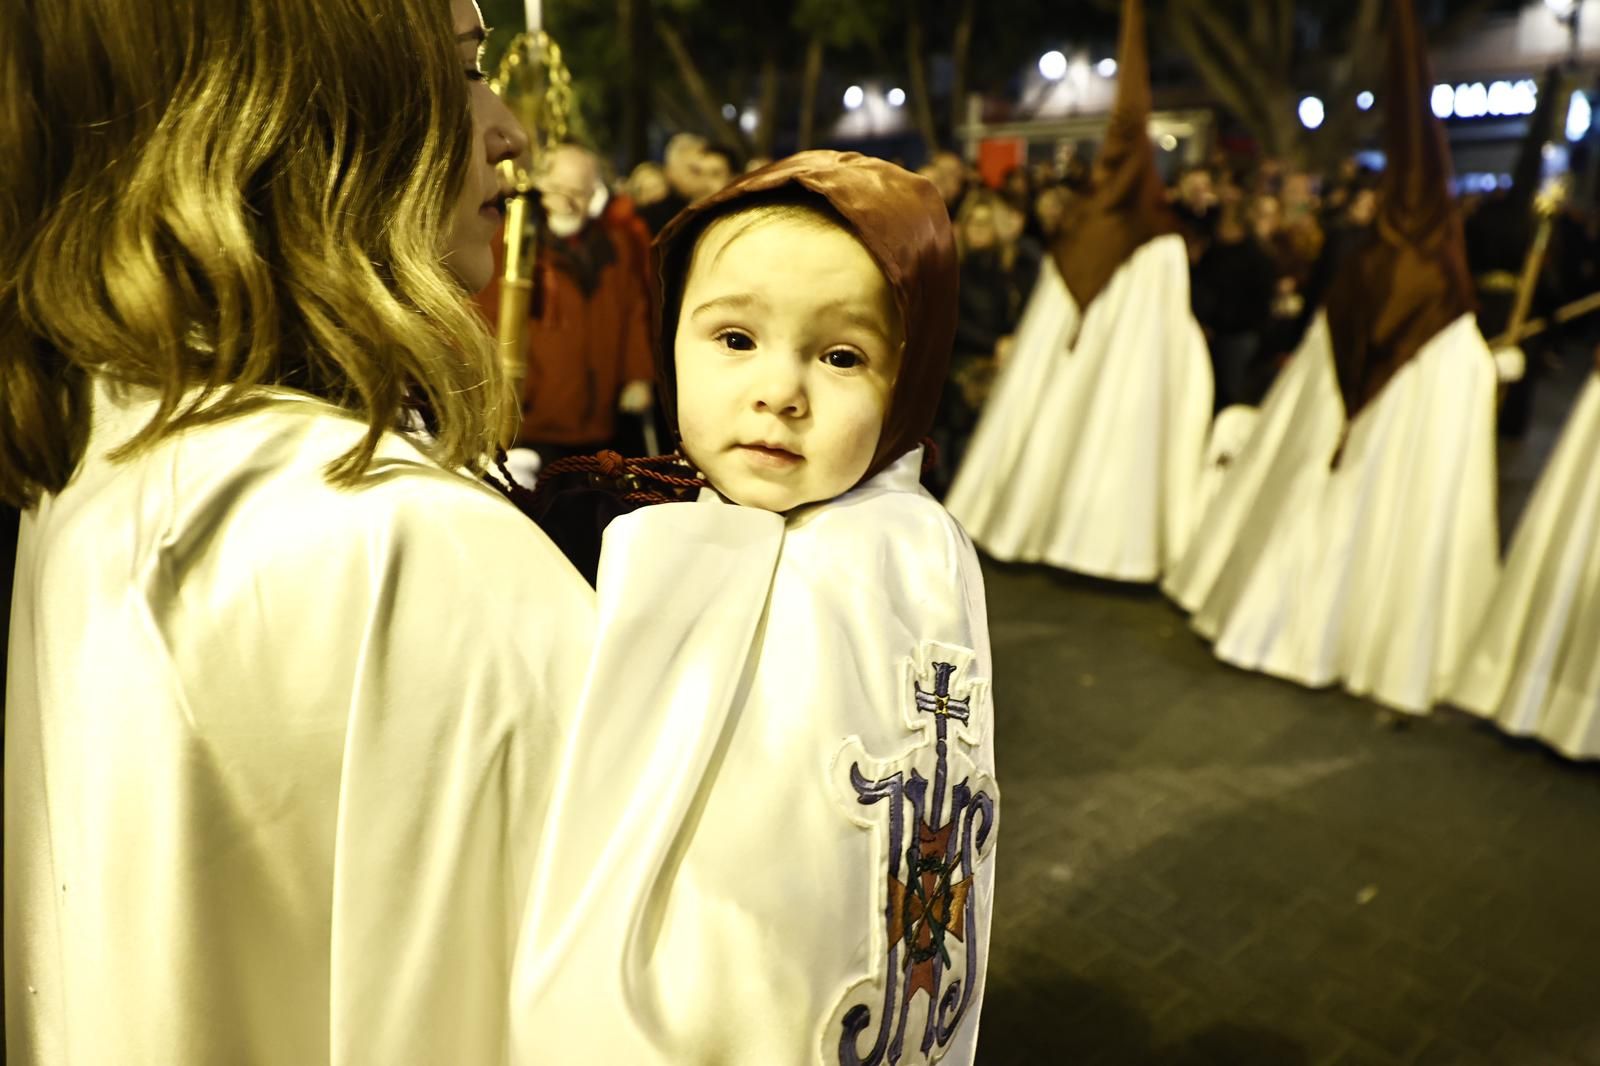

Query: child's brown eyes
<box><xmin>712</xmin><ymin>331</ymin><xmax>862</xmax><ymax>368</ymax></box>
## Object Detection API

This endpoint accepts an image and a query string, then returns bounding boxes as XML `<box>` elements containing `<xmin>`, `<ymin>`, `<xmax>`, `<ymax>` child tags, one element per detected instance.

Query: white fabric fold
<box><xmin>1178</xmin><ymin>313</ymin><xmax>1500</xmax><ymax>714</ymax></box>
<box><xmin>1450</xmin><ymin>371</ymin><xmax>1600</xmax><ymax>757</ymax></box>
<box><xmin>1164</xmin><ymin>314</ymin><xmax>1345</xmax><ymax>614</ymax></box>
<box><xmin>945</xmin><ymin>234</ymin><xmax>1214</xmax><ymax>582</ymax></box>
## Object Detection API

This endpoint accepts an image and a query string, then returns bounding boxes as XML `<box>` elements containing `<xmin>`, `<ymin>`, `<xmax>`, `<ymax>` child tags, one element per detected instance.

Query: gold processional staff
<box><xmin>488</xmin><ymin>23</ymin><xmax>574</xmax><ymax>449</ymax></box>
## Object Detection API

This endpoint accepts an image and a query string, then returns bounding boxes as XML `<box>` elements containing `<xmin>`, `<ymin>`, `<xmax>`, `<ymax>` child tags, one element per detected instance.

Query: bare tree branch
<box><xmin>1169</xmin><ymin>3</ymin><xmax>1296</xmax><ymax>157</ymax></box>
<box><xmin>655</xmin><ymin>18</ymin><xmax>751</xmax><ymax>154</ymax></box>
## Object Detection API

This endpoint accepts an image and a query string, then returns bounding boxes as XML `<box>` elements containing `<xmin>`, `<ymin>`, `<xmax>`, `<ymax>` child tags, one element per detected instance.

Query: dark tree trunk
<box><xmin>798</xmin><ymin>37</ymin><xmax>825</xmax><ymax>150</ymax></box>
<box><xmin>950</xmin><ymin>0</ymin><xmax>976</xmax><ymax>146</ymax></box>
<box><xmin>904</xmin><ymin>1</ymin><xmax>941</xmax><ymax>157</ymax></box>
<box><xmin>620</xmin><ymin>0</ymin><xmax>654</xmax><ymax>165</ymax></box>
<box><xmin>756</xmin><ymin>46</ymin><xmax>781</xmax><ymax>157</ymax></box>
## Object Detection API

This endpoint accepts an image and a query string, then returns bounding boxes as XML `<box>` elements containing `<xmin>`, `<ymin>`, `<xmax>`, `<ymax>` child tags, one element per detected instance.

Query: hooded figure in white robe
<box><xmin>1162</xmin><ymin>0</ymin><xmax>1499</xmax><ymax>715</ymax></box>
<box><xmin>944</xmin><ymin>0</ymin><xmax>1213</xmax><ymax>582</ymax></box>
<box><xmin>510</xmin><ymin>151</ymin><xmax>1000</xmax><ymax>1066</ymax></box>
<box><xmin>1450</xmin><ymin>353</ymin><xmax>1600</xmax><ymax>757</ymax></box>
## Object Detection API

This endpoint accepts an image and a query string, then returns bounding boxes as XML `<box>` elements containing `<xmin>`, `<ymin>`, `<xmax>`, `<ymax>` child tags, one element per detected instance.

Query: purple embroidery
<box><xmin>837</xmin><ymin>659</ymin><xmax>995</xmax><ymax>1066</ymax></box>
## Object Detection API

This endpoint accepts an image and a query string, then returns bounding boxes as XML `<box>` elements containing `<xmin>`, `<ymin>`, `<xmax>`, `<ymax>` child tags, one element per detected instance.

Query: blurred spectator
<box><xmin>930</xmin><ymin>150</ymin><xmax>969</xmax><ymax>213</ymax></box>
<box><xmin>639</xmin><ymin>131</ymin><xmax>706</xmax><ymax>234</ymax></box>
<box><xmin>929</xmin><ymin>190</ymin><xmax>1017</xmax><ymax>496</ymax></box>
<box><xmin>697</xmin><ymin>143</ymin><xmax>737</xmax><ymax>199</ymax></box>
<box><xmin>624</xmin><ymin>161</ymin><xmax>668</xmax><ymax>208</ymax></box>
<box><xmin>474</xmin><ymin>144</ymin><xmax>655</xmax><ymax>465</ymax></box>
<box><xmin>994</xmin><ymin>195</ymin><xmax>1043</xmax><ymax>320</ymax></box>
<box><xmin>1281</xmin><ymin>171</ymin><xmax>1319</xmax><ymax>223</ymax></box>
<box><xmin>1173</xmin><ymin>166</ymin><xmax>1219</xmax><ymax>243</ymax></box>
<box><xmin>1033</xmin><ymin>185</ymin><xmax>1069</xmax><ymax>242</ymax></box>
<box><xmin>1249</xmin><ymin>193</ymin><xmax>1283</xmax><ymax>247</ymax></box>
<box><xmin>1253</xmin><ymin>158</ymin><xmax>1285</xmax><ymax>198</ymax></box>
<box><xmin>1061</xmin><ymin>153</ymin><xmax>1091</xmax><ymax>192</ymax></box>
<box><xmin>1001</xmin><ymin>165</ymin><xmax>1033</xmax><ymax>208</ymax></box>
<box><xmin>1192</xmin><ymin>192</ymin><xmax>1278</xmax><ymax>409</ymax></box>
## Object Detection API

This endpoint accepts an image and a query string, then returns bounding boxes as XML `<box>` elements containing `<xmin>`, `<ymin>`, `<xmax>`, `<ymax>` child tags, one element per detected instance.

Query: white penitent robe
<box><xmin>5</xmin><ymin>379</ymin><xmax>596</xmax><ymax>1065</ymax></box>
<box><xmin>1162</xmin><ymin>314</ymin><xmax>1346</xmax><ymax>613</ymax></box>
<box><xmin>1179</xmin><ymin>313</ymin><xmax>1500</xmax><ymax>714</ymax></box>
<box><xmin>944</xmin><ymin>234</ymin><xmax>1213</xmax><ymax>582</ymax></box>
<box><xmin>512</xmin><ymin>449</ymin><xmax>999</xmax><ymax>1066</ymax></box>
<box><xmin>1450</xmin><ymin>371</ymin><xmax>1600</xmax><ymax>757</ymax></box>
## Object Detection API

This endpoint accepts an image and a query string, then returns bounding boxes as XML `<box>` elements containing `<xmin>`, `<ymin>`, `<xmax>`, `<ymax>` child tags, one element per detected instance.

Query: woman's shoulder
<box><xmin>73</xmin><ymin>387</ymin><xmax>582</xmax><ymax>590</ymax></box>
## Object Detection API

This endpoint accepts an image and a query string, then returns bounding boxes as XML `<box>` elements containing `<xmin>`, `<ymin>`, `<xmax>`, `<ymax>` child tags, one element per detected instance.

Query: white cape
<box><xmin>512</xmin><ymin>450</ymin><xmax>999</xmax><ymax>1065</ymax></box>
<box><xmin>1450</xmin><ymin>371</ymin><xmax>1600</xmax><ymax>757</ymax></box>
<box><xmin>5</xmin><ymin>379</ymin><xmax>596</xmax><ymax>1065</ymax></box>
<box><xmin>1178</xmin><ymin>313</ymin><xmax>1500</xmax><ymax>714</ymax></box>
<box><xmin>1163</xmin><ymin>315</ymin><xmax>1346</xmax><ymax>613</ymax></box>
<box><xmin>944</xmin><ymin>233</ymin><xmax>1214</xmax><ymax>582</ymax></box>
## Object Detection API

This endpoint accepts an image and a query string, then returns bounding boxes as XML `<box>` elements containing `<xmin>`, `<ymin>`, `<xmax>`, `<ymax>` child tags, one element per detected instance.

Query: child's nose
<box><xmin>752</xmin><ymin>355</ymin><xmax>808</xmax><ymax>417</ymax></box>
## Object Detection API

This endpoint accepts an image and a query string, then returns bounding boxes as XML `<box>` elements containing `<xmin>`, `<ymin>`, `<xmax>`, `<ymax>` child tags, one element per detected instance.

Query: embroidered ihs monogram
<box><xmin>826</xmin><ymin>643</ymin><xmax>997</xmax><ymax>1065</ymax></box>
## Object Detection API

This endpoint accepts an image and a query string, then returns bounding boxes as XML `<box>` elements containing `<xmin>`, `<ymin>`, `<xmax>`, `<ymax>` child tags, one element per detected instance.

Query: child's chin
<box><xmin>727</xmin><ymin>487</ymin><xmax>798</xmax><ymax>513</ymax></box>
<box><xmin>722</xmin><ymin>478</ymin><xmax>809</xmax><ymax>514</ymax></box>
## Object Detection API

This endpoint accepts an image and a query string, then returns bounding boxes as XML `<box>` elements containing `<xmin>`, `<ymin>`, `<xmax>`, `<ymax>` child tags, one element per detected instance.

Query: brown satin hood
<box><xmin>1051</xmin><ymin>0</ymin><xmax>1178</xmax><ymax>313</ymax></box>
<box><xmin>653</xmin><ymin>150</ymin><xmax>959</xmax><ymax>485</ymax></box>
<box><xmin>1324</xmin><ymin>0</ymin><xmax>1476</xmax><ymax>419</ymax></box>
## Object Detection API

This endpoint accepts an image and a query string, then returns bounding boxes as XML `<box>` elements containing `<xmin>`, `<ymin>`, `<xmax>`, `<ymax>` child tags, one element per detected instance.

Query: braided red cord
<box><xmin>527</xmin><ymin>449</ymin><xmax>707</xmax><ymax>511</ymax></box>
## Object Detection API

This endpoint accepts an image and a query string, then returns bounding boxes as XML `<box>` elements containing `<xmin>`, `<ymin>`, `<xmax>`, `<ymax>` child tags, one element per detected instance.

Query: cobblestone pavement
<box><xmin>975</xmin><ymin>352</ymin><xmax>1600</xmax><ymax>1065</ymax></box>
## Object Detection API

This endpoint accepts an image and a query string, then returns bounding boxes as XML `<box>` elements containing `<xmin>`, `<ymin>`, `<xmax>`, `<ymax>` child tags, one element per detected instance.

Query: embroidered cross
<box><xmin>914</xmin><ymin>662</ymin><xmax>970</xmax><ymax>721</ymax></box>
<box><xmin>833</xmin><ymin>654</ymin><xmax>996</xmax><ymax>1066</ymax></box>
<box><xmin>914</xmin><ymin>661</ymin><xmax>969</xmax><ymax>828</ymax></box>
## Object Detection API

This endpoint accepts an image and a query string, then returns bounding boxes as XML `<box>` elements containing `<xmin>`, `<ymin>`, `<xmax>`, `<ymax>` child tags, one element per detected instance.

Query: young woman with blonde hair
<box><xmin>1</xmin><ymin>0</ymin><xmax>595</xmax><ymax>1061</ymax></box>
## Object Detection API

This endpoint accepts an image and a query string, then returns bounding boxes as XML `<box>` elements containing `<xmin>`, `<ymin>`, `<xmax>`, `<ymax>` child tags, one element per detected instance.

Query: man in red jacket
<box><xmin>476</xmin><ymin>144</ymin><xmax>655</xmax><ymax>465</ymax></box>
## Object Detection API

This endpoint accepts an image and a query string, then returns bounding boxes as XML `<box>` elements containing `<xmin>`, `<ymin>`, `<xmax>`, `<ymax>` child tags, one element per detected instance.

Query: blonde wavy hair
<box><xmin>0</xmin><ymin>0</ymin><xmax>512</xmax><ymax>509</ymax></box>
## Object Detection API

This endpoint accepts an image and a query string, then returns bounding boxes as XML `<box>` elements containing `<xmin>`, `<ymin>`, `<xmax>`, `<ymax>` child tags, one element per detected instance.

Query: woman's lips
<box><xmin>736</xmin><ymin>444</ymin><xmax>802</xmax><ymax>468</ymax></box>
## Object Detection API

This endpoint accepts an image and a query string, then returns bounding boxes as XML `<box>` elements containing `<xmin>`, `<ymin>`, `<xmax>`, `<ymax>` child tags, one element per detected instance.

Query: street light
<box><xmin>887</xmin><ymin>87</ymin><xmax>906</xmax><ymax>107</ymax></box>
<box><xmin>843</xmin><ymin>85</ymin><xmax>864</xmax><ymax>110</ymax></box>
<box><xmin>1569</xmin><ymin>89</ymin><xmax>1592</xmax><ymax>140</ymax></box>
<box><xmin>1299</xmin><ymin>96</ymin><xmax>1326</xmax><ymax>130</ymax></box>
<box><xmin>1096</xmin><ymin>58</ymin><xmax>1118</xmax><ymax>78</ymax></box>
<box><xmin>1357</xmin><ymin>91</ymin><xmax>1375</xmax><ymax>111</ymax></box>
<box><xmin>1432</xmin><ymin>84</ymin><xmax>1455</xmax><ymax>119</ymax></box>
<box><xmin>1039</xmin><ymin>50</ymin><xmax>1068</xmax><ymax>81</ymax></box>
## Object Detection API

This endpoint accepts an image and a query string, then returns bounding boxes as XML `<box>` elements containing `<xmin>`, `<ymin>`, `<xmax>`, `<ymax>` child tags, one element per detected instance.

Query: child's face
<box><xmin>674</xmin><ymin>211</ymin><xmax>903</xmax><ymax>513</ymax></box>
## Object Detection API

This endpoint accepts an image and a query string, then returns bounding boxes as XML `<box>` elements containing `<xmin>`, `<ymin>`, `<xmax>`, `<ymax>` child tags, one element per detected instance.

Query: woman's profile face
<box><xmin>441</xmin><ymin>0</ymin><xmax>530</xmax><ymax>293</ymax></box>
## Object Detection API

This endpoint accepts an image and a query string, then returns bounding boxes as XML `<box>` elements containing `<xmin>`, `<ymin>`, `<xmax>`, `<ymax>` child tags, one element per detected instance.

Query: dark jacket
<box><xmin>955</xmin><ymin>251</ymin><xmax>1015</xmax><ymax>358</ymax></box>
<box><xmin>1193</xmin><ymin>235</ymin><xmax>1276</xmax><ymax>338</ymax></box>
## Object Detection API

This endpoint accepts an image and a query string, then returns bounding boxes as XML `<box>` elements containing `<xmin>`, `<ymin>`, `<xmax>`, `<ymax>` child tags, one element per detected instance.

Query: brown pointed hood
<box><xmin>1324</xmin><ymin>0</ymin><xmax>1476</xmax><ymax>419</ymax></box>
<box><xmin>653</xmin><ymin>150</ymin><xmax>959</xmax><ymax>485</ymax></box>
<box><xmin>1051</xmin><ymin>0</ymin><xmax>1179</xmax><ymax>312</ymax></box>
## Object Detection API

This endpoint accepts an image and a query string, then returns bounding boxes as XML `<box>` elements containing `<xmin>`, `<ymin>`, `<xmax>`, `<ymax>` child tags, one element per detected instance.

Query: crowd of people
<box><xmin>900</xmin><ymin>148</ymin><xmax>1600</xmax><ymax>474</ymax></box>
